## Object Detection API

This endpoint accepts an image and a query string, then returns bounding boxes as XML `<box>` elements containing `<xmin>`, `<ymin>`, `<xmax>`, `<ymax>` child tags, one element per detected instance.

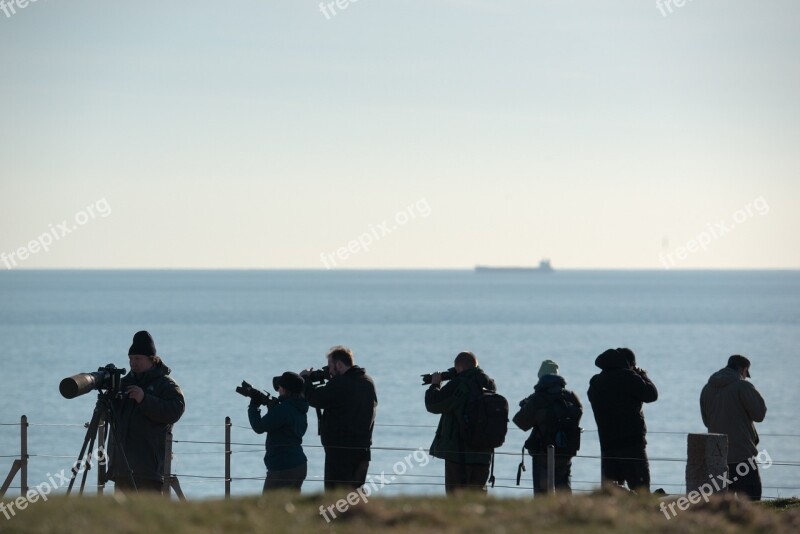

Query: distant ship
<box><xmin>475</xmin><ymin>259</ymin><xmax>554</xmax><ymax>273</ymax></box>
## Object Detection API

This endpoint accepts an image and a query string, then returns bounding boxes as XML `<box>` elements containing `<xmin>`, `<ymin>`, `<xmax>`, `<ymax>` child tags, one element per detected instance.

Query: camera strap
<box><xmin>516</xmin><ymin>445</ymin><xmax>526</xmax><ymax>486</ymax></box>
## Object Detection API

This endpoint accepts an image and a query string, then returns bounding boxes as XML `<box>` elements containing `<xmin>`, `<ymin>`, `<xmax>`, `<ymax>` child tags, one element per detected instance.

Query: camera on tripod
<box><xmin>59</xmin><ymin>364</ymin><xmax>127</xmax><ymax>399</ymax></box>
<box><xmin>420</xmin><ymin>367</ymin><xmax>457</xmax><ymax>385</ymax></box>
<box><xmin>236</xmin><ymin>381</ymin><xmax>278</xmax><ymax>408</ymax></box>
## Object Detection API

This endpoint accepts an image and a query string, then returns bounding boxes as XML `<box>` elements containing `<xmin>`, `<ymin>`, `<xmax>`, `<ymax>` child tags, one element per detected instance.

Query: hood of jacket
<box><xmin>534</xmin><ymin>374</ymin><xmax>566</xmax><ymax>394</ymax></box>
<box><xmin>459</xmin><ymin>366</ymin><xmax>496</xmax><ymax>392</ymax></box>
<box><xmin>345</xmin><ymin>366</ymin><xmax>367</xmax><ymax>379</ymax></box>
<box><xmin>595</xmin><ymin>349</ymin><xmax>631</xmax><ymax>370</ymax></box>
<box><xmin>706</xmin><ymin>367</ymin><xmax>743</xmax><ymax>389</ymax></box>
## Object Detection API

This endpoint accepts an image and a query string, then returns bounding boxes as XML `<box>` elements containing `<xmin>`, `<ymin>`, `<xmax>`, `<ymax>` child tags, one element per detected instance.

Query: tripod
<box><xmin>66</xmin><ymin>390</ymin><xmax>130</xmax><ymax>495</ymax></box>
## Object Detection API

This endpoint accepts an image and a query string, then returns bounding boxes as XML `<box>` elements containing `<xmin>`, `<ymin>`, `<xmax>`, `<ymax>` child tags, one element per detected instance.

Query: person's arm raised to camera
<box><xmin>628</xmin><ymin>368</ymin><xmax>658</xmax><ymax>404</ymax></box>
<box><xmin>249</xmin><ymin>402</ymin><xmax>289</xmax><ymax>434</ymax></box>
<box><xmin>138</xmin><ymin>378</ymin><xmax>186</xmax><ymax>425</ymax></box>
<box><xmin>424</xmin><ymin>377</ymin><xmax>464</xmax><ymax>414</ymax></box>
<box><xmin>305</xmin><ymin>375</ymin><xmax>346</xmax><ymax>409</ymax></box>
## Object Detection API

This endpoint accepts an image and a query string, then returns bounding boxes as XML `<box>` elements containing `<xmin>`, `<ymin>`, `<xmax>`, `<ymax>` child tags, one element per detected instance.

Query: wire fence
<box><xmin>2</xmin><ymin>418</ymin><xmax>800</xmax><ymax>500</ymax></box>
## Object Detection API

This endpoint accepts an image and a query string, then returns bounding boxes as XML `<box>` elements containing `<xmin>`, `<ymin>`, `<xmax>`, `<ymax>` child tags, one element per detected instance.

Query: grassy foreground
<box><xmin>1</xmin><ymin>489</ymin><xmax>798</xmax><ymax>533</ymax></box>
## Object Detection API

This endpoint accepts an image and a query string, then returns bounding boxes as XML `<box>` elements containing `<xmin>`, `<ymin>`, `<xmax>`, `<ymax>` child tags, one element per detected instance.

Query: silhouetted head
<box><xmin>616</xmin><ymin>347</ymin><xmax>636</xmax><ymax>368</ymax></box>
<box><xmin>327</xmin><ymin>345</ymin><xmax>354</xmax><ymax>377</ymax></box>
<box><xmin>727</xmin><ymin>354</ymin><xmax>751</xmax><ymax>378</ymax></box>
<box><xmin>454</xmin><ymin>351</ymin><xmax>478</xmax><ymax>374</ymax></box>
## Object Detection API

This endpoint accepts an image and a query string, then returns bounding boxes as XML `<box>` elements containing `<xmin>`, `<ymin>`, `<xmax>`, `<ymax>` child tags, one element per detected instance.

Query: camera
<box><xmin>306</xmin><ymin>366</ymin><xmax>330</xmax><ymax>384</ymax></box>
<box><xmin>236</xmin><ymin>381</ymin><xmax>278</xmax><ymax>408</ymax></box>
<box><xmin>420</xmin><ymin>367</ymin><xmax>457</xmax><ymax>385</ymax></box>
<box><xmin>60</xmin><ymin>364</ymin><xmax>127</xmax><ymax>399</ymax></box>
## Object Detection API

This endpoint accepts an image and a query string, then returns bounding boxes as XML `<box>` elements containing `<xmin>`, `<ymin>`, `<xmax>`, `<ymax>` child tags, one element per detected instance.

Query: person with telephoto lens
<box><xmin>247</xmin><ymin>372</ymin><xmax>309</xmax><ymax>491</ymax></box>
<box><xmin>301</xmin><ymin>346</ymin><xmax>377</xmax><ymax>490</ymax></box>
<box><xmin>425</xmin><ymin>351</ymin><xmax>499</xmax><ymax>494</ymax></box>
<box><xmin>107</xmin><ymin>331</ymin><xmax>185</xmax><ymax>494</ymax></box>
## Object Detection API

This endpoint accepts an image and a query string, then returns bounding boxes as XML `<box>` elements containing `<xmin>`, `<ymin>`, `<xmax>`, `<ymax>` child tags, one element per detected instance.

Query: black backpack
<box><xmin>460</xmin><ymin>381</ymin><xmax>509</xmax><ymax>450</ymax></box>
<box><xmin>541</xmin><ymin>390</ymin><xmax>582</xmax><ymax>456</ymax></box>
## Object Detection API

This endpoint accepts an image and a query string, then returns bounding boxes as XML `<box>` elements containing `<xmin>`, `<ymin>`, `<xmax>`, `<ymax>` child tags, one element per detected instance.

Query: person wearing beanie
<box><xmin>514</xmin><ymin>359</ymin><xmax>583</xmax><ymax>494</ymax></box>
<box><xmin>248</xmin><ymin>372</ymin><xmax>309</xmax><ymax>491</ymax></box>
<box><xmin>587</xmin><ymin>347</ymin><xmax>658</xmax><ymax>493</ymax></box>
<box><xmin>107</xmin><ymin>330</ymin><xmax>186</xmax><ymax>494</ymax></box>
<box><xmin>700</xmin><ymin>355</ymin><xmax>767</xmax><ymax>500</ymax></box>
<box><xmin>538</xmin><ymin>359</ymin><xmax>560</xmax><ymax>379</ymax></box>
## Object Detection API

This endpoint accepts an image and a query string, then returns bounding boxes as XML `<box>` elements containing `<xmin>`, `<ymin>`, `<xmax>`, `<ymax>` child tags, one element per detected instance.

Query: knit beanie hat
<box><xmin>538</xmin><ymin>359</ymin><xmax>560</xmax><ymax>378</ymax></box>
<box><xmin>128</xmin><ymin>330</ymin><xmax>157</xmax><ymax>357</ymax></box>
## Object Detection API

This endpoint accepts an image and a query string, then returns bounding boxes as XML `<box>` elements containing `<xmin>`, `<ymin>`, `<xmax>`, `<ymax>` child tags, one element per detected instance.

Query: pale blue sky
<box><xmin>1</xmin><ymin>0</ymin><xmax>798</xmax><ymax>269</ymax></box>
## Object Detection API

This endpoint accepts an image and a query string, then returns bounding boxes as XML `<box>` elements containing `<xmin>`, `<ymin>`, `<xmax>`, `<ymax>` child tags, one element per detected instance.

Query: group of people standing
<box><xmin>434</xmin><ymin>348</ymin><xmax>766</xmax><ymax>501</ymax></box>
<box><xmin>106</xmin><ymin>331</ymin><xmax>767</xmax><ymax>502</ymax></box>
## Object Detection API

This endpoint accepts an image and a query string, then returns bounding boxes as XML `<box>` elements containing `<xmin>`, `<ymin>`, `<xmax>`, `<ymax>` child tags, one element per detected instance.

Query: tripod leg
<box><xmin>97</xmin><ymin>420</ymin><xmax>109</xmax><ymax>495</ymax></box>
<box><xmin>67</xmin><ymin>398</ymin><xmax>104</xmax><ymax>495</ymax></box>
<box><xmin>79</xmin><ymin>409</ymin><xmax>105</xmax><ymax>495</ymax></box>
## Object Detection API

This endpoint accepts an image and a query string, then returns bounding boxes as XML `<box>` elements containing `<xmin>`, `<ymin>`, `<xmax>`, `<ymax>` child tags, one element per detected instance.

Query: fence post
<box><xmin>97</xmin><ymin>421</ymin><xmax>106</xmax><ymax>496</ymax></box>
<box><xmin>547</xmin><ymin>444</ymin><xmax>555</xmax><ymax>494</ymax></box>
<box><xmin>20</xmin><ymin>415</ymin><xmax>28</xmax><ymax>496</ymax></box>
<box><xmin>686</xmin><ymin>433</ymin><xmax>728</xmax><ymax>495</ymax></box>
<box><xmin>164</xmin><ymin>429</ymin><xmax>174</xmax><ymax>498</ymax></box>
<box><xmin>225</xmin><ymin>416</ymin><xmax>231</xmax><ymax>499</ymax></box>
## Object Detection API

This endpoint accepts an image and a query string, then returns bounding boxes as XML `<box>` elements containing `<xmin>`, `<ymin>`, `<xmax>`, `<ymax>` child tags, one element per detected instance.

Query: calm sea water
<box><xmin>1</xmin><ymin>270</ymin><xmax>798</xmax><ymax>499</ymax></box>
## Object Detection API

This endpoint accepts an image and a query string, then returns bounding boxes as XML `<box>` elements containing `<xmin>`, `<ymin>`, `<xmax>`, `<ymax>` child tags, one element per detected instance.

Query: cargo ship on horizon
<box><xmin>474</xmin><ymin>259</ymin><xmax>554</xmax><ymax>273</ymax></box>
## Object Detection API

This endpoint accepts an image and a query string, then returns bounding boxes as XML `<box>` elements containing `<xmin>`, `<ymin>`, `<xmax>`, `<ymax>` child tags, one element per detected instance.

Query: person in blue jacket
<box><xmin>248</xmin><ymin>372</ymin><xmax>309</xmax><ymax>491</ymax></box>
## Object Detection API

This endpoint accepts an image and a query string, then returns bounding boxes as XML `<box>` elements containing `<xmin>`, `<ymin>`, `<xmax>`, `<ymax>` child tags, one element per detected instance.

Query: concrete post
<box><xmin>686</xmin><ymin>433</ymin><xmax>728</xmax><ymax>494</ymax></box>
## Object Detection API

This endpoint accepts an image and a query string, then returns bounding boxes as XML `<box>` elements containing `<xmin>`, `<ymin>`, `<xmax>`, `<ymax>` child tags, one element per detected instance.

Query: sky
<box><xmin>1</xmin><ymin>0</ymin><xmax>798</xmax><ymax>269</ymax></box>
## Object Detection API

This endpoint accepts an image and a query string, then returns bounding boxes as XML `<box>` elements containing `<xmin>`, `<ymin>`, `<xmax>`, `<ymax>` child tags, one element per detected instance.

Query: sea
<box><xmin>0</xmin><ymin>270</ymin><xmax>798</xmax><ymax>500</ymax></box>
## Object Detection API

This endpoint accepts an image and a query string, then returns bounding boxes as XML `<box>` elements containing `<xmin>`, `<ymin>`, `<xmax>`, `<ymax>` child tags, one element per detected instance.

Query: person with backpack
<box><xmin>513</xmin><ymin>359</ymin><xmax>583</xmax><ymax>495</ymax></box>
<box><xmin>425</xmin><ymin>351</ymin><xmax>507</xmax><ymax>494</ymax></box>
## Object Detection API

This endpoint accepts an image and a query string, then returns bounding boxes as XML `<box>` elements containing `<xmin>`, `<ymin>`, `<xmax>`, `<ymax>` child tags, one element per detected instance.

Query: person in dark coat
<box><xmin>302</xmin><ymin>346</ymin><xmax>377</xmax><ymax>490</ymax></box>
<box><xmin>248</xmin><ymin>371</ymin><xmax>309</xmax><ymax>491</ymax></box>
<box><xmin>107</xmin><ymin>331</ymin><xmax>185</xmax><ymax>494</ymax></box>
<box><xmin>587</xmin><ymin>347</ymin><xmax>657</xmax><ymax>493</ymax></box>
<box><xmin>513</xmin><ymin>359</ymin><xmax>583</xmax><ymax>495</ymax></box>
<box><xmin>425</xmin><ymin>351</ymin><xmax>496</xmax><ymax>494</ymax></box>
<box><xmin>700</xmin><ymin>354</ymin><xmax>767</xmax><ymax>500</ymax></box>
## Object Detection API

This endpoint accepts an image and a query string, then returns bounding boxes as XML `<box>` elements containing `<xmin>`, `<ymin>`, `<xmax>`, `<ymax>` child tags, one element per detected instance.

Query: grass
<box><xmin>1</xmin><ymin>488</ymin><xmax>798</xmax><ymax>533</ymax></box>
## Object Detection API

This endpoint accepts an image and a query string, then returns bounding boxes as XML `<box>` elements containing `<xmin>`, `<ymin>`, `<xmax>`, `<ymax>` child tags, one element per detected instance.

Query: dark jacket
<box><xmin>249</xmin><ymin>395</ymin><xmax>309</xmax><ymax>471</ymax></box>
<box><xmin>700</xmin><ymin>367</ymin><xmax>767</xmax><ymax>463</ymax></box>
<box><xmin>587</xmin><ymin>350</ymin><xmax>658</xmax><ymax>450</ymax></box>
<box><xmin>305</xmin><ymin>366</ymin><xmax>377</xmax><ymax>450</ymax></box>
<box><xmin>513</xmin><ymin>374</ymin><xmax>583</xmax><ymax>454</ymax></box>
<box><xmin>107</xmin><ymin>361</ymin><xmax>185</xmax><ymax>483</ymax></box>
<box><xmin>425</xmin><ymin>367</ymin><xmax>495</xmax><ymax>465</ymax></box>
